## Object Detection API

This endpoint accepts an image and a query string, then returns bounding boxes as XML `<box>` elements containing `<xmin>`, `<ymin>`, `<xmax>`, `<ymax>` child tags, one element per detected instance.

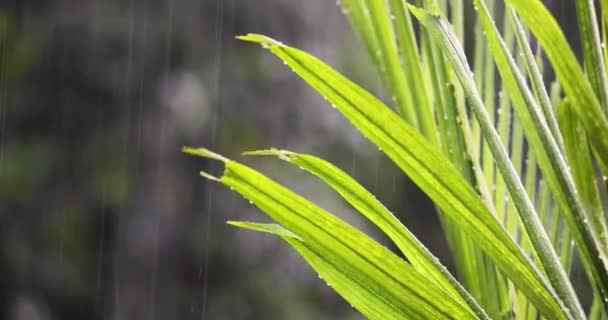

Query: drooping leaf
<box><xmin>237</xmin><ymin>33</ymin><xmax>567</xmax><ymax>320</ymax></box>
<box><xmin>244</xmin><ymin>149</ymin><xmax>489</xmax><ymax>319</ymax></box>
<box><xmin>185</xmin><ymin>148</ymin><xmax>478</xmax><ymax>320</ymax></box>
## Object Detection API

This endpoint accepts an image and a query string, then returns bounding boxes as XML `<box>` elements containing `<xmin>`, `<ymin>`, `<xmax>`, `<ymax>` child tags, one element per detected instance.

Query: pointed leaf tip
<box><xmin>227</xmin><ymin>221</ymin><xmax>301</xmax><ymax>239</ymax></box>
<box><xmin>243</xmin><ymin>149</ymin><xmax>295</xmax><ymax>161</ymax></box>
<box><xmin>182</xmin><ymin>146</ymin><xmax>230</xmax><ymax>162</ymax></box>
<box><xmin>199</xmin><ymin>170</ymin><xmax>219</xmax><ymax>181</ymax></box>
<box><xmin>236</xmin><ymin>33</ymin><xmax>284</xmax><ymax>48</ymax></box>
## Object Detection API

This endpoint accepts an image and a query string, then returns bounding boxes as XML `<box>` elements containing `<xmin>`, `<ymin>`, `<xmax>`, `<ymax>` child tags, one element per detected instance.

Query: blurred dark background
<box><xmin>0</xmin><ymin>0</ymin><xmax>579</xmax><ymax>319</ymax></box>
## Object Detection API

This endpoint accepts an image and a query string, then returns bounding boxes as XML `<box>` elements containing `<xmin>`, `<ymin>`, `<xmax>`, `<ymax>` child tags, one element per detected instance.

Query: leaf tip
<box><xmin>199</xmin><ymin>170</ymin><xmax>219</xmax><ymax>181</ymax></box>
<box><xmin>226</xmin><ymin>220</ymin><xmax>244</xmax><ymax>228</ymax></box>
<box><xmin>243</xmin><ymin>148</ymin><xmax>296</xmax><ymax>162</ymax></box>
<box><xmin>236</xmin><ymin>33</ymin><xmax>284</xmax><ymax>49</ymax></box>
<box><xmin>183</xmin><ymin>146</ymin><xmax>229</xmax><ymax>162</ymax></box>
<box><xmin>227</xmin><ymin>220</ymin><xmax>301</xmax><ymax>239</ymax></box>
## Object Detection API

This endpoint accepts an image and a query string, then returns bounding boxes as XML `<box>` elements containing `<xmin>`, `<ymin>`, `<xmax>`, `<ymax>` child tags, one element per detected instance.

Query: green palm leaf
<box><xmin>229</xmin><ymin>33</ymin><xmax>567</xmax><ymax>319</ymax></box>
<box><xmin>184</xmin><ymin>148</ymin><xmax>477</xmax><ymax>320</ymax></box>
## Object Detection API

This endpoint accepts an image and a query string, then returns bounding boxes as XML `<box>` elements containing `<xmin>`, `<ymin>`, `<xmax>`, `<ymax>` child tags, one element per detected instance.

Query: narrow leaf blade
<box><xmin>189</xmin><ymin>149</ymin><xmax>478</xmax><ymax>320</ymax></box>
<box><xmin>238</xmin><ymin>33</ymin><xmax>567</xmax><ymax>320</ymax></box>
<box><xmin>245</xmin><ymin>149</ymin><xmax>489</xmax><ymax>319</ymax></box>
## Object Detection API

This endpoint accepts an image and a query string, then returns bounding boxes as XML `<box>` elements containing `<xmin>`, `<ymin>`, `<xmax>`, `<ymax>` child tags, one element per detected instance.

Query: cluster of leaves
<box><xmin>186</xmin><ymin>0</ymin><xmax>608</xmax><ymax>319</ymax></box>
